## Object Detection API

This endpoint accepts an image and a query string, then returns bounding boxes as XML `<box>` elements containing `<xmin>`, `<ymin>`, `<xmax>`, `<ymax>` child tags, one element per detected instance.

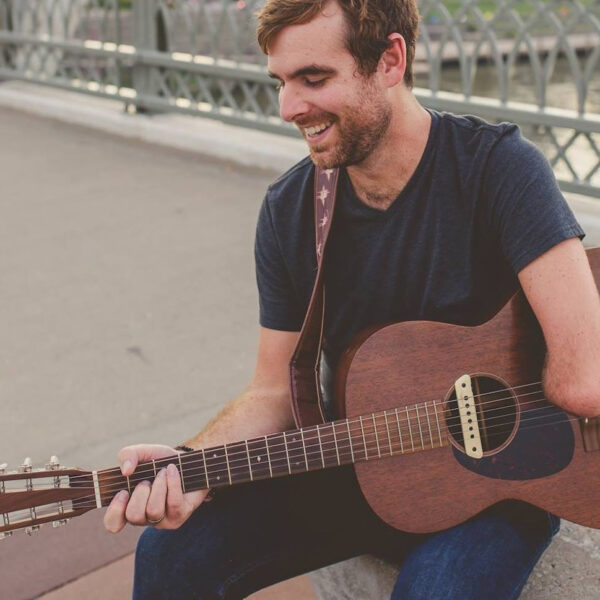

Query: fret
<box><xmin>359</xmin><ymin>416</ymin><xmax>368</xmax><ymax>460</ymax></box>
<box><xmin>283</xmin><ymin>432</ymin><xmax>292</xmax><ymax>474</ymax></box>
<box><xmin>284</xmin><ymin>431</ymin><xmax>307</xmax><ymax>474</ymax></box>
<box><xmin>395</xmin><ymin>408</ymin><xmax>404</xmax><ymax>454</ymax></box>
<box><xmin>300</xmin><ymin>429</ymin><xmax>309</xmax><ymax>471</ymax></box>
<box><xmin>372</xmin><ymin>414</ymin><xmax>382</xmax><ymax>458</ymax></box>
<box><xmin>177</xmin><ymin>451</ymin><xmax>207</xmax><ymax>492</ymax></box>
<box><xmin>331</xmin><ymin>422</ymin><xmax>341</xmax><ymax>465</ymax></box>
<box><xmin>318</xmin><ymin>423</ymin><xmax>340</xmax><ymax>468</ymax></box>
<box><xmin>177</xmin><ymin>452</ymin><xmax>186</xmax><ymax>492</ymax></box>
<box><xmin>405</xmin><ymin>406</ymin><xmax>415</xmax><ymax>452</ymax></box>
<box><xmin>223</xmin><ymin>444</ymin><xmax>233</xmax><ymax>484</ymax></box>
<box><xmin>266</xmin><ymin>433</ymin><xmax>289</xmax><ymax>478</ymax></box>
<box><xmin>415</xmin><ymin>405</ymin><xmax>425</xmax><ymax>450</ymax></box>
<box><xmin>224</xmin><ymin>442</ymin><xmax>253</xmax><ymax>485</ymax></box>
<box><xmin>346</xmin><ymin>420</ymin><xmax>355</xmax><ymax>463</ymax></box>
<box><xmin>247</xmin><ymin>437</ymin><xmax>271</xmax><ymax>480</ymax></box>
<box><xmin>316</xmin><ymin>425</ymin><xmax>325</xmax><ymax>468</ymax></box>
<box><xmin>331</xmin><ymin>422</ymin><xmax>347</xmax><ymax>464</ymax></box>
<box><xmin>303</xmin><ymin>426</ymin><xmax>324</xmax><ymax>470</ymax></box>
<box><xmin>424</xmin><ymin>403</ymin><xmax>434</xmax><ymax>448</ymax></box>
<box><xmin>433</xmin><ymin>401</ymin><xmax>444</xmax><ymax>446</ymax></box>
<box><xmin>151</xmin><ymin>459</ymin><xmax>157</xmax><ymax>477</ymax></box>
<box><xmin>126</xmin><ymin>475</ymin><xmax>131</xmax><ymax>494</ymax></box>
<box><xmin>245</xmin><ymin>440</ymin><xmax>253</xmax><ymax>481</ymax></box>
<box><xmin>265</xmin><ymin>435</ymin><xmax>273</xmax><ymax>478</ymax></box>
<box><xmin>201</xmin><ymin>448</ymin><xmax>210</xmax><ymax>488</ymax></box>
<box><xmin>383</xmin><ymin>411</ymin><xmax>393</xmax><ymax>456</ymax></box>
<box><xmin>204</xmin><ymin>447</ymin><xmax>228</xmax><ymax>488</ymax></box>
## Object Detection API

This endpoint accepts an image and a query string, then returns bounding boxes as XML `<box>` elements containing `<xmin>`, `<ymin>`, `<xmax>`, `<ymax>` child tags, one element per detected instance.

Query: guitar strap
<box><xmin>289</xmin><ymin>166</ymin><xmax>340</xmax><ymax>427</ymax></box>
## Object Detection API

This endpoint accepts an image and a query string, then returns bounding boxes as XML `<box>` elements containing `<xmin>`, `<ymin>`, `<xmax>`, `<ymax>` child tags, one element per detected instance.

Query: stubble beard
<box><xmin>308</xmin><ymin>93</ymin><xmax>392</xmax><ymax>170</ymax></box>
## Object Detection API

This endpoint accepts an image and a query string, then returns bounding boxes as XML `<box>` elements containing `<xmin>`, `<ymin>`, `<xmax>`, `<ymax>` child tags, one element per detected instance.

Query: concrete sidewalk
<box><xmin>1</xmin><ymin>85</ymin><xmax>600</xmax><ymax>599</ymax></box>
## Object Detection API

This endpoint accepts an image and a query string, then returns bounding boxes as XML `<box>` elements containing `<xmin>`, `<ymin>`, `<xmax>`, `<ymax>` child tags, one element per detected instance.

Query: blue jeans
<box><xmin>134</xmin><ymin>467</ymin><xmax>559</xmax><ymax>600</ymax></box>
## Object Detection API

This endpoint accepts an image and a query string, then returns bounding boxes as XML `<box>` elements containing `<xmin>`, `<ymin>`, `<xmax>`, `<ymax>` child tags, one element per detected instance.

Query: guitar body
<box><xmin>335</xmin><ymin>248</ymin><xmax>600</xmax><ymax>533</ymax></box>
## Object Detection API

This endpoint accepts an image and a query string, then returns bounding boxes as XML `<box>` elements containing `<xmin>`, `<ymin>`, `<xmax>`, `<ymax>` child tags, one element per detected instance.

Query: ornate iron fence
<box><xmin>0</xmin><ymin>0</ymin><xmax>599</xmax><ymax>198</ymax></box>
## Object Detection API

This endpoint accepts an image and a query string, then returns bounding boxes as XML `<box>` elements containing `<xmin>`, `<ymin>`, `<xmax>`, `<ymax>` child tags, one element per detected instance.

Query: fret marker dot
<box><xmin>217</xmin><ymin>476</ymin><xmax>221</xmax><ymax>480</ymax></box>
<box><xmin>213</xmin><ymin>454</ymin><xmax>217</xmax><ymax>458</ymax></box>
<box><xmin>256</xmin><ymin>456</ymin><xmax>261</xmax><ymax>462</ymax></box>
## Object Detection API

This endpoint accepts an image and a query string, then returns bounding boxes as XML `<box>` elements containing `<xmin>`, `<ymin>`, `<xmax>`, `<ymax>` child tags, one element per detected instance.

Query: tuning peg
<box><xmin>52</xmin><ymin>518</ymin><xmax>69</xmax><ymax>528</ymax></box>
<box><xmin>20</xmin><ymin>458</ymin><xmax>32</xmax><ymax>473</ymax></box>
<box><xmin>25</xmin><ymin>525</ymin><xmax>41</xmax><ymax>535</ymax></box>
<box><xmin>46</xmin><ymin>456</ymin><xmax>60</xmax><ymax>470</ymax></box>
<box><xmin>0</xmin><ymin>532</ymin><xmax>13</xmax><ymax>540</ymax></box>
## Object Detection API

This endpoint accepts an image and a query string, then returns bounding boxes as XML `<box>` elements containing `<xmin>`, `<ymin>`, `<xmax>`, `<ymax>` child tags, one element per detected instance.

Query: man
<box><xmin>104</xmin><ymin>1</ymin><xmax>600</xmax><ymax>598</ymax></box>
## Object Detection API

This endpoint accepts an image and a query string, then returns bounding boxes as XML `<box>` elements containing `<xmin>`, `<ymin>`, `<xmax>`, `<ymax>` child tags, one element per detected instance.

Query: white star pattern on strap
<box><xmin>316</xmin><ymin>242</ymin><xmax>323</xmax><ymax>258</ymax></box>
<box><xmin>319</xmin><ymin>211</ymin><xmax>329</xmax><ymax>228</ymax></box>
<box><xmin>324</xmin><ymin>169</ymin><xmax>334</xmax><ymax>180</ymax></box>
<box><xmin>317</xmin><ymin>186</ymin><xmax>330</xmax><ymax>205</ymax></box>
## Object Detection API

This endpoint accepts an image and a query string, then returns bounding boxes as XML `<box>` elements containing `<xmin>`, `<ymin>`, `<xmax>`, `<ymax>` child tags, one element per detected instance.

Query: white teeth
<box><xmin>305</xmin><ymin>122</ymin><xmax>332</xmax><ymax>137</ymax></box>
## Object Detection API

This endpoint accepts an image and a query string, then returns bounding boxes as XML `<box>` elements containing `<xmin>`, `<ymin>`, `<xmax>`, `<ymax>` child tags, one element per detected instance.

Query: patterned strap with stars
<box><xmin>314</xmin><ymin>167</ymin><xmax>338</xmax><ymax>262</ymax></box>
<box><xmin>288</xmin><ymin>166</ymin><xmax>340</xmax><ymax>428</ymax></box>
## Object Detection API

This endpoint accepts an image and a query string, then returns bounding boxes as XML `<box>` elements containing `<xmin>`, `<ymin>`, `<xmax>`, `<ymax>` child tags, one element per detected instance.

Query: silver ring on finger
<box><xmin>147</xmin><ymin>513</ymin><xmax>166</xmax><ymax>525</ymax></box>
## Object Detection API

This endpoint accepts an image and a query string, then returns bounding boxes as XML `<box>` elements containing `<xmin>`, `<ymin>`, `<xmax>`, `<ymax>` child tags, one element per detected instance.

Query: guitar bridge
<box><xmin>580</xmin><ymin>417</ymin><xmax>600</xmax><ymax>452</ymax></box>
<box><xmin>455</xmin><ymin>374</ymin><xmax>483</xmax><ymax>459</ymax></box>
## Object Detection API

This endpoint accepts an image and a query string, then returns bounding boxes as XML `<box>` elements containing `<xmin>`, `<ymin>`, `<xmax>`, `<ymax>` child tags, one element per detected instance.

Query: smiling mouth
<box><xmin>303</xmin><ymin>121</ymin><xmax>333</xmax><ymax>139</ymax></box>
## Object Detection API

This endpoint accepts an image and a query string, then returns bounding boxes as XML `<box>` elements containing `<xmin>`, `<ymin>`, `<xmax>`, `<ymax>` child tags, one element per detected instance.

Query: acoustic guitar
<box><xmin>2</xmin><ymin>247</ymin><xmax>599</xmax><ymax>538</ymax></box>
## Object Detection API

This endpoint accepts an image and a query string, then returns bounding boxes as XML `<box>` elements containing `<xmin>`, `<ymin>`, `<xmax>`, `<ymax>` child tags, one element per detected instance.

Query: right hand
<box><xmin>103</xmin><ymin>444</ymin><xmax>209</xmax><ymax>534</ymax></box>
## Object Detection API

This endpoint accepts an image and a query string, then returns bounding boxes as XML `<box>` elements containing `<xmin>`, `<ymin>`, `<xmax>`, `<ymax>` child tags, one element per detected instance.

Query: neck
<box><xmin>347</xmin><ymin>95</ymin><xmax>431</xmax><ymax>210</ymax></box>
<box><xmin>95</xmin><ymin>400</ymin><xmax>449</xmax><ymax>505</ymax></box>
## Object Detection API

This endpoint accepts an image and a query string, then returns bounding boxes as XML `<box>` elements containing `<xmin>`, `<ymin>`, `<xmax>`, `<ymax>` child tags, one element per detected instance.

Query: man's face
<box><xmin>267</xmin><ymin>3</ymin><xmax>391</xmax><ymax>169</ymax></box>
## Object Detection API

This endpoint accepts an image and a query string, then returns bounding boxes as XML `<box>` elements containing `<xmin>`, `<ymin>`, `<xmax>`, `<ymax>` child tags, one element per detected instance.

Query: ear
<box><xmin>379</xmin><ymin>33</ymin><xmax>406</xmax><ymax>87</ymax></box>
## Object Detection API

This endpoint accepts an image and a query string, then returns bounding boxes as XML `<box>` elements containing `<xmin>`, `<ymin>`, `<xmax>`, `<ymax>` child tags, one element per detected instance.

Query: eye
<box><xmin>304</xmin><ymin>77</ymin><xmax>326</xmax><ymax>88</ymax></box>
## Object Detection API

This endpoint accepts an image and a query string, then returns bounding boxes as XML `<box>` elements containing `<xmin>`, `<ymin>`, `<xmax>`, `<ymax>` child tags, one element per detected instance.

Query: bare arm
<box><xmin>183</xmin><ymin>327</ymin><xmax>299</xmax><ymax>448</ymax></box>
<box><xmin>103</xmin><ymin>327</ymin><xmax>299</xmax><ymax>533</ymax></box>
<box><xmin>518</xmin><ymin>238</ymin><xmax>600</xmax><ymax>416</ymax></box>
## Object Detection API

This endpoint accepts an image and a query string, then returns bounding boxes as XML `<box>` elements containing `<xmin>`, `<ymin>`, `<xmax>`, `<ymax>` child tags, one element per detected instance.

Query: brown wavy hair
<box><xmin>256</xmin><ymin>0</ymin><xmax>419</xmax><ymax>88</ymax></box>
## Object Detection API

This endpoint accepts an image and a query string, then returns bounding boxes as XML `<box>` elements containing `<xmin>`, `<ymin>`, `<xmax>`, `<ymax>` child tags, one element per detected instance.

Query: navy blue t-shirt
<box><xmin>255</xmin><ymin>110</ymin><xmax>584</xmax><ymax>364</ymax></box>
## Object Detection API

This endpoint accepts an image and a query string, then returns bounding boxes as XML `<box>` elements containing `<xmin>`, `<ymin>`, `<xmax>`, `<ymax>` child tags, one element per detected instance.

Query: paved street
<box><xmin>1</xmin><ymin>103</ymin><xmax>599</xmax><ymax>599</ymax></box>
<box><xmin>0</xmin><ymin>107</ymin><xmax>271</xmax><ymax>471</ymax></box>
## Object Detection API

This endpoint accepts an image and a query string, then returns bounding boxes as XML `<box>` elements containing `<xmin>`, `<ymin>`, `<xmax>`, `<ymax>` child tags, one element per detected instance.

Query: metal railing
<box><xmin>0</xmin><ymin>0</ymin><xmax>599</xmax><ymax>199</ymax></box>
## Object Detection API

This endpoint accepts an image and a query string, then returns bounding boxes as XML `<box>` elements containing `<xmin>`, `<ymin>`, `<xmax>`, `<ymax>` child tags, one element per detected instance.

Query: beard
<box><xmin>306</xmin><ymin>88</ymin><xmax>392</xmax><ymax>169</ymax></box>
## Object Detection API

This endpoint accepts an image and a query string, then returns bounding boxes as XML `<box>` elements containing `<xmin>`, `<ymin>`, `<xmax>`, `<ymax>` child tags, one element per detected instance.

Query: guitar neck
<box><xmin>96</xmin><ymin>402</ymin><xmax>449</xmax><ymax>504</ymax></box>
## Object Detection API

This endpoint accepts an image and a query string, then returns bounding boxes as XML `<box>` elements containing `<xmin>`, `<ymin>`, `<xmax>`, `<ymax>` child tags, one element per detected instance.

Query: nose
<box><xmin>278</xmin><ymin>84</ymin><xmax>310</xmax><ymax>123</ymax></box>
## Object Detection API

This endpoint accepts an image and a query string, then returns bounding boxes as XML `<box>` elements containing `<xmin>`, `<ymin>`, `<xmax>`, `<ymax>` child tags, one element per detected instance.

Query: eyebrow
<box><xmin>268</xmin><ymin>64</ymin><xmax>337</xmax><ymax>81</ymax></box>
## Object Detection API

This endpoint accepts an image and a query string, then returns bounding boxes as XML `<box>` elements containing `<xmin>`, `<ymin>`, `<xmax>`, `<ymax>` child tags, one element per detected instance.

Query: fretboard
<box><xmin>97</xmin><ymin>402</ymin><xmax>449</xmax><ymax>505</ymax></box>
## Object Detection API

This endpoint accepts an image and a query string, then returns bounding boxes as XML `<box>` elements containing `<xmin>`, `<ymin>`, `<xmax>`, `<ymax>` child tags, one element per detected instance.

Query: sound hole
<box><xmin>446</xmin><ymin>375</ymin><xmax>517</xmax><ymax>454</ymax></box>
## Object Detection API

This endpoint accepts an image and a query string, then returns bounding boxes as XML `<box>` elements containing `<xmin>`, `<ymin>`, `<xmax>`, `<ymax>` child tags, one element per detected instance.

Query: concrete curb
<box><xmin>0</xmin><ymin>81</ymin><xmax>306</xmax><ymax>173</ymax></box>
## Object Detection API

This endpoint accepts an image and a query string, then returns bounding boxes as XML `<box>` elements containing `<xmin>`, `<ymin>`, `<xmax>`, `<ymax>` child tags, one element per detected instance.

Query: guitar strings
<box><xmin>56</xmin><ymin>380</ymin><xmax>546</xmax><ymax>485</ymax></box>
<box><xmin>1</xmin><ymin>382</ymin><xmax>576</xmax><ymax>510</ymax></box>
<box><xmin>23</xmin><ymin>383</ymin><xmax>551</xmax><ymax>494</ymax></box>
<box><xmin>46</xmin><ymin>411</ymin><xmax>587</xmax><ymax>512</ymax></box>
<box><xmin>9</xmin><ymin>409</ymin><xmax>582</xmax><ymax>518</ymax></box>
<box><xmin>13</xmin><ymin>396</ymin><xmax>573</xmax><ymax>505</ymax></box>
<box><xmin>62</xmin><ymin>383</ymin><xmax>549</xmax><ymax>487</ymax></box>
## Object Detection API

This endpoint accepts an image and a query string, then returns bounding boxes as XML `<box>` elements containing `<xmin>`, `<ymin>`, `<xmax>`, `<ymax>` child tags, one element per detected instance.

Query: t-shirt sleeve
<box><xmin>484</xmin><ymin>128</ymin><xmax>585</xmax><ymax>274</ymax></box>
<box><xmin>254</xmin><ymin>194</ymin><xmax>304</xmax><ymax>331</ymax></box>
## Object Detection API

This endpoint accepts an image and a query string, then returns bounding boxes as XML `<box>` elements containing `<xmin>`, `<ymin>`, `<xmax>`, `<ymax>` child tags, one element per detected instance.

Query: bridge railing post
<box><xmin>132</xmin><ymin>0</ymin><xmax>161</xmax><ymax>114</ymax></box>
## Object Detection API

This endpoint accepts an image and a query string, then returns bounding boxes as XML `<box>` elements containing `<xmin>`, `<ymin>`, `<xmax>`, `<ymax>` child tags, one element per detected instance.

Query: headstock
<box><xmin>0</xmin><ymin>456</ymin><xmax>95</xmax><ymax>538</ymax></box>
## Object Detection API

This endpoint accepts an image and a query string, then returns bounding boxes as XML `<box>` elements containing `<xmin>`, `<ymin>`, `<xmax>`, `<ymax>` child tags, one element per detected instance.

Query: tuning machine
<box><xmin>46</xmin><ymin>456</ymin><xmax>60</xmax><ymax>471</ymax></box>
<box><xmin>0</xmin><ymin>463</ymin><xmax>6</xmax><ymax>495</ymax></box>
<box><xmin>52</xmin><ymin>519</ymin><xmax>70</xmax><ymax>528</ymax></box>
<box><xmin>25</xmin><ymin>525</ymin><xmax>41</xmax><ymax>535</ymax></box>
<box><xmin>19</xmin><ymin>457</ymin><xmax>33</xmax><ymax>473</ymax></box>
